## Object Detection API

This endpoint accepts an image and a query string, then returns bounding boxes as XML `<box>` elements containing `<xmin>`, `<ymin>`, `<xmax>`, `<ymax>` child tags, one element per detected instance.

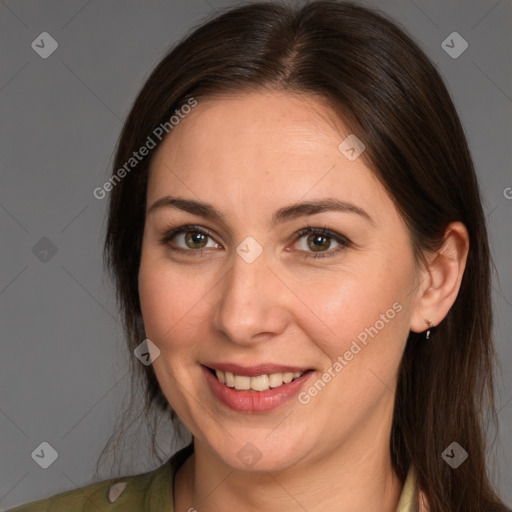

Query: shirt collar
<box><xmin>395</xmin><ymin>465</ymin><xmax>419</xmax><ymax>512</ymax></box>
<box><xmin>146</xmin><ymin>443</ymin><xmax>193</xmax><ymax>512</ymax></box>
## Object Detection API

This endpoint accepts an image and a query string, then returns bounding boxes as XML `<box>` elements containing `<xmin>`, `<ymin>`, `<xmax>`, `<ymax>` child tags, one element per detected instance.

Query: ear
<box><xmin>410</xmin><ymin>221</ymin><xmax>469</xmax><ymax>333</ymax></box>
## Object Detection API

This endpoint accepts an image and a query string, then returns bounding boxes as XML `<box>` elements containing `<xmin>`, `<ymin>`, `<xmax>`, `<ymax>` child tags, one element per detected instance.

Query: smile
<box><xmin>212</xmin><ymin>368</ymin><xmax>306</xmax><ymax>392</ymax></box>
<box><xmin>202</xmin><ymin>364</ymin><xmax>314</xmax><ymax>413</ymax></box>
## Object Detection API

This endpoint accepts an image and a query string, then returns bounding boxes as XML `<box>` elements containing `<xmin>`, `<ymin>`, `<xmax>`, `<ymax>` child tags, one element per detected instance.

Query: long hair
<box><xmin>101</xmin><ymin>1</ymin><xmax>508</xmax><ymax>510</ymax></box>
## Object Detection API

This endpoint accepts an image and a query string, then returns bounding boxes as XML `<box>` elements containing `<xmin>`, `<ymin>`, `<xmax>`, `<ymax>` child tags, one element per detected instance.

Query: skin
<box><xmin>138</xmin><ymin>91</ymin><xmax>469</xmax><ymax>512</ymax></box>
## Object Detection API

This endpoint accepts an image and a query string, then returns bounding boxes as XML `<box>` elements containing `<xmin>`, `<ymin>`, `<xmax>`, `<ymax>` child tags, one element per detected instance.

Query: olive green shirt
<box><xmin>7</xmin><ymin>444</ymin><xmax>419</xmax><ymax>511</ymax></box>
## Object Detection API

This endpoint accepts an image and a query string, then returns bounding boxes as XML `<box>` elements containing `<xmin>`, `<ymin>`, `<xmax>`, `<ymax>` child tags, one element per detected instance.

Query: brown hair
<box><xmin>101</xmin><ymin>1</ymin><xmax>508</xmax><ymax>510</ymax></box>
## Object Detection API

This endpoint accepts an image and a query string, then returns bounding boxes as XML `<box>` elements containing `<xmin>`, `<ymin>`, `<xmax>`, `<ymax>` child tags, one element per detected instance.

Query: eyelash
<box><xmin>159</xmin><ymin>224</ymin><xmax>352</xmax><ymax>259</ymax></box>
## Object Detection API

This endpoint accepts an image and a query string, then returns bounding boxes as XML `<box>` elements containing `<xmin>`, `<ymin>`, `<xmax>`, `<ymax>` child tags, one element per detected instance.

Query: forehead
<box><xmin>146</xmin><ymin>91</ymin><xmax>389</xmax><ymax>223</ymax></box>
<box><xmin>151</xmin><ymin>91</ymin><xmax>348</xmax><ymax>170</ymax></box>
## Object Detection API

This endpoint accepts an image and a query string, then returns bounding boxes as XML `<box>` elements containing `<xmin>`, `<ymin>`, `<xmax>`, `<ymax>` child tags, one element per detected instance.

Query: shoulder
<box><xmin>5</xmin><ymin>444</ymin><xmax>194</xmax><ymax>512</ymax></box>
<box><xmin>5</xmin><ymin>459</ymin><xmax>174</xmax><ymax>512</ymax></box>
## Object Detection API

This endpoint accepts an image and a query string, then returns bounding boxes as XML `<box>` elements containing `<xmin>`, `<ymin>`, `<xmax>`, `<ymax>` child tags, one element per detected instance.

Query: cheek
<box><xmin>300</xmin><ymin>267</ymin><xmax>413</xmax><ymax>427</ymax></box>
<box><xmin>138</xmin><ymin>252</ymin><xmax>212</xmax><ymax>353</ymax></box>
<box><xmin>304</xmin><ymin>258</ymin><xmax>414</xmax><ymax>366</ymax></box>
<box><xmin>138</xmin><ymin>259</ymin><xmax>168</xmax><ymax>340</ymax></box>
<box><xmin>137</xmin><ymin>255</ymin><xmax>204</xmax><ymax>411</ymax></box>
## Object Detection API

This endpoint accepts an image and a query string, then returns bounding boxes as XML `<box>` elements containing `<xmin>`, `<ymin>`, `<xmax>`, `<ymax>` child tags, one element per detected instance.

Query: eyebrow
<box><xmin>147</xmin><ymin>195</ymin><xmax>374</xmax><ymax>227</ymax></box>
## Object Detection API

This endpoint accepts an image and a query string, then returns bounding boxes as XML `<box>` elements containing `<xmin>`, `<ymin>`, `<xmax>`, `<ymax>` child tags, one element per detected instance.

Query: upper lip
<box><xmin>202</xmin><ymin>362</ymin><xmax>312</xmax><ymax>377</ymax></box>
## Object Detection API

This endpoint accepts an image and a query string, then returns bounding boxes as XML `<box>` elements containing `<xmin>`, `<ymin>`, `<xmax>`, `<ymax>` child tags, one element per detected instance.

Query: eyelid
<box><xmin>159</xmin><ymin>223</ymin><xmax>352</xmax><ymax>258</ymax></box>
<box><xmin>292</xmin><ymin>225</ymin><xmax>352</xmax><ymax>258</ymax></box>
<box><xmin>294</xmin><ymin>225</ymin><xmax>351</xmax><ymax>246</ymax></box>
<box><xmin>158</xmin><ymin>224</ymin><xmax>215</xmax><ymax>245</ymax></box>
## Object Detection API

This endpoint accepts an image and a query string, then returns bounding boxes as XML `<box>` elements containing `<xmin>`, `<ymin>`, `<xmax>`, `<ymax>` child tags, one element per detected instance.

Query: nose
<box><xmin>211</xmin><ymin>246</ymin><xmax>290</xmax><ymax>346</ymax></box>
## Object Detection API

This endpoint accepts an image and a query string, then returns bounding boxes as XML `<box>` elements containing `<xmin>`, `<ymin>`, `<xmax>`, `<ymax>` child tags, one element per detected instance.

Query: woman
<box><xmin>8</xmin><ymin>1</ymin><xmax>509</xmax><ymax>511</ymax></box>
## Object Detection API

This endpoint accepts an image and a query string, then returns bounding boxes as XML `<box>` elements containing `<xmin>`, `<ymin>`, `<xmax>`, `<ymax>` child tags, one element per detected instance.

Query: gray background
<box><xmin>1</xmin><ymin>0</ymin><xmax>511</xmax><ymax>509</ymax></box>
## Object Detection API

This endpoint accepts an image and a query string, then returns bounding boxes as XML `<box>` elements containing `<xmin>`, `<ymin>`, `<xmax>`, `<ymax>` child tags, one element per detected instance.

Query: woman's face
<box><xmin>138</xmin><ymin>91</ymin><xmax>423</xmax><ymax>472</ymax></box>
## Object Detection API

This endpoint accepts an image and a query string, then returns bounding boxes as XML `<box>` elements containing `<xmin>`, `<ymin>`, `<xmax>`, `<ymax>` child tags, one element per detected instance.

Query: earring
<box><xmin>424</xmin><ymin>319</ymin><xmax>434</xmax><ymax>340</ymax></box>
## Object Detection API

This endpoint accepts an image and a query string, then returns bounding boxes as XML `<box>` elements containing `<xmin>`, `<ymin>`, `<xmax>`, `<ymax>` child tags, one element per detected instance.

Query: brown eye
<box><xmin>305</xmin><ymin>233</ymin><xmax>332</xmax><ymax>252</ymax></box>
<box><xmin>160</xmin><ymin>225</ymin><xmax>220</xmax><ymax>254</ymax></box>
<box><xmin>293</xmin><ymin>227</ymin><xmax>351</xmax><ymax>259</ymax></box>
<box><xmin>183</xmin><ymin>231</ymin><xmax>208</xmax><ymax>249</ymax></box>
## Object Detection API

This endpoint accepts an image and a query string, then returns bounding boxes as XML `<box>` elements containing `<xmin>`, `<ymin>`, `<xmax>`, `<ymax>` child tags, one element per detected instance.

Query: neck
<box><xmin>174</xmin><ymin>433</ymin><xmax>403</xmax><ymax>512</ymax></box>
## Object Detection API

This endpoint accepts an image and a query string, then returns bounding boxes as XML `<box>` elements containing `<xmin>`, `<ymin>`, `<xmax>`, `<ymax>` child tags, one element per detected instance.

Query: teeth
<box><xmin>214</xmin><ymin>370</ymin><xmax>305</xmax><ymax>391</ymax></box>
<box><xmin>250</xmin><ymin>374</ymin><xmax>269</xmax><ymax>391</ymax></box>
<box><xmin>268</xmin><ymin>373</ymin><xmax>283</xmax><ymax>388</ymax></box>
<box><xmin>282</xmin><ymin>372</ymin><xmax>294</xmax><ymax>383</ymax></box>
<box><xmin>225</xmin><ymin>371</ymin><xmax>235</xmax><ymax>388</ymax></box>
<box><xmin>234</xmin><ymin>375</ymin><xmax>251</xmax><ymax>390</ymax></box>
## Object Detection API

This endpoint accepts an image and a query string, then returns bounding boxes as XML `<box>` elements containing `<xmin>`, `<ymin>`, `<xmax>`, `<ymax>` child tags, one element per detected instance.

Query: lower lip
<box><xmin>202</xmin><ymin>366</ymin><xmax>313</xmax><ymax>413</ymax></box>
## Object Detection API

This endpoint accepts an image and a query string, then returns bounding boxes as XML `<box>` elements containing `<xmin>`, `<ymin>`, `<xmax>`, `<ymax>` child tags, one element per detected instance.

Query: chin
<box><xmin>204</xmin><ymin>433</ymin><xmax>312</xmax><ymax>473</ymax></box>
